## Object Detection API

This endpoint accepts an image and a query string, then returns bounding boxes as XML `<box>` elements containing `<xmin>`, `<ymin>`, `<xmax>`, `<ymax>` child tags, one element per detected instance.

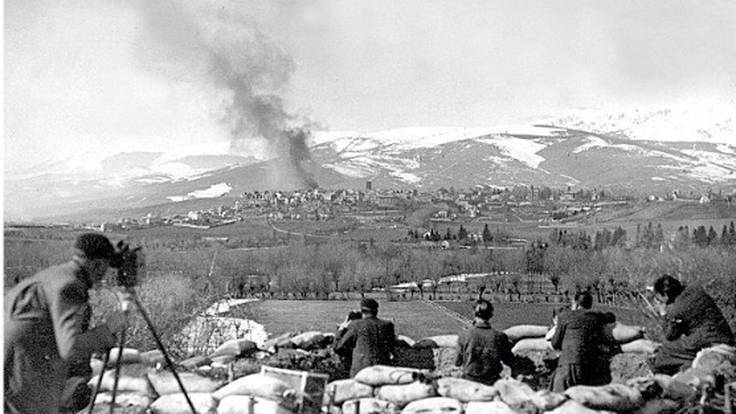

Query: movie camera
<box><xmin>109</xmin><ymin>241</ymin><xmax>145</xmax><ymax>288</ymax></box>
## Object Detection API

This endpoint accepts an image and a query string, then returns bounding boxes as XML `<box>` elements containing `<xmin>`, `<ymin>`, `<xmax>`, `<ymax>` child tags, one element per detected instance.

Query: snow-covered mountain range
<box><xmin>5</xmin><ymin>110</ymin><xmax>736</xmax><ymax>222</ymax></box>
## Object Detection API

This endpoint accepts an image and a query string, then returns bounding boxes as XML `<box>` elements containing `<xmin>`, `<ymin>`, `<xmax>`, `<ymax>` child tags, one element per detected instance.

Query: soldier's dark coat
<box><xmin>550</xmin><ymin>309</ymin><xmax>616</xmax><ymax>392</ymax></box>
<box><xmin>334</xmin><ymin>315</ymin><xmax>396</xmax><ymax>378</ymax></box>
<box><xmin>4</xmin><ymin>262</ymin><xmax>116</xmax><ymax>414</ymax></box>
<box><xmin>455</xmin><ymin>320</ymin><xmax>515</xmax><ymax>385</ymax></box>
<box><xmin>652</xmin><ymin>283</ymin><xmax>735</xmax><ymax>375</ymax></box>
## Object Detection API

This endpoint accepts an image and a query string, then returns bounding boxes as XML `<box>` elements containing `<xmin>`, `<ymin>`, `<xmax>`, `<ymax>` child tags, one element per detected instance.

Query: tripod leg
<box><xmin>87</xmin><ymin>348</ymin><xmax>112</xmax><ymax>414</ymax></box>
<box><xmin>132</xmin><ymin>295</ymin><xmax>198</xmax><ymax>414</ymax></box>
<box><xmin>110</xmin><ymin>326</ymin><xmax>128</xmax><ymax>414</ymax></box>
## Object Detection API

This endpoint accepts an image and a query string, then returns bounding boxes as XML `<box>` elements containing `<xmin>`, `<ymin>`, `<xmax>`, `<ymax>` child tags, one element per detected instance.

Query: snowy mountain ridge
<box><xmin>5</xmin><ymin>109</ymin><xmax>736</xmax><ymax>221</ymax></box>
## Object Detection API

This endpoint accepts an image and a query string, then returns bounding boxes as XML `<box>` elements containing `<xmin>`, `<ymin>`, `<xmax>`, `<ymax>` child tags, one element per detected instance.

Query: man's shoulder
<box><xmin>36</xmin><ymin>262</ymin><xmax>77</xmax><ymax>280</ymax></box>
<box><xmin>354</xmin><ymin>317</ymin><xmax>393</xmax><ymax>329</ymax></box>
<box><xmin>37</xmin><ymin>262</ymin><xmax>86</xmax><ymax>294</ymax></box>
<box><xmin>680</xmin><ymin>283</ymin><xmax>707</xmax><ymax>299</ymax></box>
<box><xmin>563</xmin><ymin>309</ymin><xmax>610</xmax><ymax>326</ymax></box>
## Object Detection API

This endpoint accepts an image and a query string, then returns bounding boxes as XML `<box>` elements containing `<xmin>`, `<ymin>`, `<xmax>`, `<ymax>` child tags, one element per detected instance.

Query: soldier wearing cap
<box><xmin>455</xmin><ymin>299</ymin><xmax>516</xmax><ymax>385</ymax></box>
<box><xmin>334</xmin><ymin>298</ymin><xmax>396</xmax><ymax>377</ymax></box>
<box><xmin>4</xmin><ymin>233</ymin><xmax>128</xmax><ymax>414</ymax></box>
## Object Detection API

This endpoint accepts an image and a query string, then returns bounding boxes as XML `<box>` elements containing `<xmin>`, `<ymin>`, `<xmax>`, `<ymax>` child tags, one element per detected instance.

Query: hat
<box><xmin>360</xmin><ymin>298</ymin><xmax>379</xmax><ymax>313</ymax></box>
<box><xmin>74</xmin><ymin>233</ymin><xmax>115</xmax><ymax>260</ymax></box>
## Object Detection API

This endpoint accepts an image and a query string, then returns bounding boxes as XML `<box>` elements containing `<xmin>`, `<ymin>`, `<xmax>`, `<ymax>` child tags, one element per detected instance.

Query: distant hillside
<box><xmin>5</xmin><ymin>121</ymin><xmax>736</xmax><ymax>222</ymax></box>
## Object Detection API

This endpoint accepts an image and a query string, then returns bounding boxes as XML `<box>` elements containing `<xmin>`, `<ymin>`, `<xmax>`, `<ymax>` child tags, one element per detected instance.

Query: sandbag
<box><xmin>607</xmin><ymin>323</ymin><xmax>645</xmax><ymax>344</ymax></box>
<box><xmin>92</xmin><ymin>392</ymin><xmax>152</xmax><ymax>409</ymax></box>
<box><xmin>532</xmin><ymin>390</ymin><xmax>568</xmax><ymax>411</ymax></box>
<box><xmin>465</xmin><ymin>400</ymin><xmax>516</xmax><ymax>414</ymax></box>
<box><xmin>262</xmin><ymin>332</ymin><xmax>296</xmax><ymax>353</ymax></box>
<box><xmin>290</xmin><ymin>331</ymin><xmax>325</xmax><ymax>349</ymax></box>
<box><xmin>400</xmin><ymin>397</ymin><xmax>463</xmax><ymax>414</ymax></box>
<box><xmin>217</xmin><ymin>395</ymin><xmax>296</xmax><ymax>414</ymax></box>
<box><xmin>652</xmin><ymin>374</ymin><xmax>696</xmax><ymax>401</ymax></box>
<box><xmin>633</xmin><ymin>399</ymin><xmax>681</xmax><ymax>414</ymax></box>
<box><xmin>544</xmin><ymin>400</ymin><xmax>602</xmax><ymax>414</ymax></box>
<box><xmin>691</xmin><ymin>344</ymin><xmax>736</xmax><ymax>371</ymax></box>
<box><xmin>436</xmin><ymin>377</ymin><xmax>497</xmax><ymax>402</ymax></box>
<box><xmin>354</xmin><ymin>365</ymin><xmax>426</xmax><ymax>386</ymax></box>
<box><xmin>414</xmin><ymin>335</ymin><xmax>458</xmax><ymax>349</ymax></box>
<box><xmin>511</xmin><ymin>337</ymin><xmax>553</xmax><ymax>354</ymax></box>
<box><xmin>90</xmin><ymin>358</ymin><xmax>104</xmax><ymax>377</ymax></box>
<box><xmin>504</xmin><ymin>325</ymin><xmax>549</xmax><ymax>343</ymax></box>
<box><xmin>323</xmin><ymin>379</ymin><xmax>374</xmax><ymax>405</ymax></box>
<box><xmin>147</xmin><ymin>371</ymin><xmax>224</xmax><ymax>396</ymax></box>
<box><xmin>375</xmin><ymin>381</ymin><xmax>436</xmax><ymax>408</ymax></box>
<box><xmin>625</xmin><ymin>377</ymin><xmax>664</xmax><ymax>401</ymax></box>
<box><xmin>210</xmin><ymin>355</ymin><xmax>236</xmax><ymax>369</ymax></box>
<box><xmin>212</xmin><ymin>373</ymin><xmax>297</xmax><ymax>409</ymax></box>
<box><xmin>396</xmin><ymin>335</ymin><xmax>416</xmax><ymax>348</ymax></box>
<box><xmin>88</xmin><ymin>370</ymin><xmax>153</xmax><ymax>396</ymax></box>
<box><xmin>179</xmin><ymin>355</ymin><xmax>212</xmax><ymax>370</ymax></box>
<box><xmin>141</xmin><ymin>350</ymin><xmax>166</xmax><ymax>366</ymax></box>
<box><xmin>565</xmin><ymin>383</ymin><xmax>644</xmax><ymax>412</ymax></box>
<box><xmin>210</xmin><ymin>338</ymin><xmax>258</xmax><ymax>359</ymax></box>
<box><xmin>342</xmin><ymin>398</ymin><xmax>398</xmax><ymax>414</ymax></box>
<box><xmin>621</xmin><ymin>339</ymin><xmax>659</xmax><ymax>354</ymax></box>
<box><xmin>494</xmin><ymin>378</ymin><xmax>539</xmax><ymax>411</ymax></box>
<box><xmin>106</xmin><ymin>347</ymin><xmax>142</xmax><ymax>366</ymax></box>
<box><xmin>672</xmin><ymin>367</ymin><xmax>716</xmax><ymax>389</ymax></box>
<box><xmin>150</xmin><ymin>392</ymin><xmax>217</xmax><ymax>414</ymax></box>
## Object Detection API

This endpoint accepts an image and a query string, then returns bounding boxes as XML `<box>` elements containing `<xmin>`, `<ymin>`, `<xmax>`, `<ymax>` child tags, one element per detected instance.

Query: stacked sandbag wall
<box><xmin>80</xmin><ymin>343</ymin><xmax>736</xmax><ymax>413</ymax></box>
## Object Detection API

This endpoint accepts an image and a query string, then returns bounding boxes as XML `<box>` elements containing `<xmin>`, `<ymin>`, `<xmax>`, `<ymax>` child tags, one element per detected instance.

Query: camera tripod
<box><xmin>88</xmin><ymin>288</ymin><xmax>198</xmax><ymax>414</ymax></box>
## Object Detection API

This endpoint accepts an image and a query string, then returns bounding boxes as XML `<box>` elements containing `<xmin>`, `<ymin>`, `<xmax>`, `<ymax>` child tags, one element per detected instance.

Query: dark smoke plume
<box><xmin>138</xmin><ymin>1</ymin><xmax>318</xmax><ymax>189</ymax></box>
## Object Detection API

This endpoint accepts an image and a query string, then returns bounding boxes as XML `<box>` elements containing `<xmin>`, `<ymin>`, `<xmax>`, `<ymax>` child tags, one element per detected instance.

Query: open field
<box><xmin>240</xmin><ymin>300</ymin><xmax>466</xmax><ymax>339</ymax></box>
<box><xmin>237</xmin><ymin>299</ymin><xmax>647</xmax><ymax>340</ymax></box>
<box><xmin>436</xmin><ymin>301</ymin><xmax>643</xmax><ymax>327</ymax></box>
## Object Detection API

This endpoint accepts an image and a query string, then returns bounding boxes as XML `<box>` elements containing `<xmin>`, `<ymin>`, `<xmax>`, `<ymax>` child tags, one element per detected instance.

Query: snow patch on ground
<box><xmin>717</xmin><ymin>144</ymin><xmax>736</xmax><ymax>155</ymax></box>
<box><xmin>682</xmin><ymin>150</ymin><xmax>736</xmax><ymax>170</ymax></box>
<box><xmin>180</xmin><ymin>316</ymin><xmax>269</xmax><ymax>354</ymax></box>
<box><xmin>167</xmin><ymin>182</ymin><xmax>232</xmax><ymax>202</ymax></box>
<box><xmin>688</xmin><ymin>164</ymin><xmax>734</xmax><ymax>183</ymax></box>
<box><xmin>389</xmin><ymin>171</ymin><xmax>421</xmax><ymax>184</ymax></box>
<box><xmin>573</xmin><ymin>137</ymin><xmax>647</xmax><ymax>154</ymax></box>
<box><xmin>651</xmin><ymin>177</ymin><xmax>666</xmax><ymax>181</ymax></box>
<box><xmin>204</xmin><ymin>298</ymin><xmax>260</xmax><ymax>316</ymax></box>
<box><xmin>560</xmin><ymin>174</ymin><xmax>581</xmax><ymax>184</ymax></box>
<box><xmin>313</xmin><ymin>126</ymin><xmax>565</xmax><ymax>154</ymax></box>
<box><xmin>550</xmin><ymin>105</ymin><xmax>735</xmax><ymax>144</ymax></box>
<box><xmin>476</xmin><ymin>136</ymin><xmax>548</xmax><ymax>168</ymax></box>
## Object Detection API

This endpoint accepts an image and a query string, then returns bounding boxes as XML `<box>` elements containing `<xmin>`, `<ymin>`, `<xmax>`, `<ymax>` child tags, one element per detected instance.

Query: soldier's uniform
<box><xmin>455</xmin><ymin>320</ymin><xmax>515</xmax><ymax>385</ymax></box>
<box><xmin>550</xmin><ymin>310</ymin><xmax>616</xmax><ymax>392</ymax></box>
<box><xmin>652</xmin><ymin>283</ymin><xmax>734</xmax><ymax>375</ymax></box>
<box><xmin>334</xmin><ymin>299</ymin><xmax>396</xmax><ymax>378</ymax></box>
<box><xmin>5</xmin><ymin>261</ymin><xmax>116</xmax><ymax>414</ymax></box>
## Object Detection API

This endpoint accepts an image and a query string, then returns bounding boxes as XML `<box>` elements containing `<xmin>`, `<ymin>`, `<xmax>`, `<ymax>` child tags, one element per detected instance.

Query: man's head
<box><xmin>652</xmin><ymin>274</ymin><xmax>683</xmax><ymax>305</ymax></box>
<box><xmin>572</xmin><ymin>290</ymin><xmax>593</xmax><ymax>310</ymax></box>
<box><xmin>474</xmin><ymin>298</ymin><xmax>494</xmax><ymax>321</ymax></box>
<box><xmin>73</xmin><ymin>233</ymin><xmax>115</xmax><ymax>285</ymax></box>
<box><xmin>360</xmin><ymin>298</ymin><xmax>379</xmax><ymax>316</ymax></box>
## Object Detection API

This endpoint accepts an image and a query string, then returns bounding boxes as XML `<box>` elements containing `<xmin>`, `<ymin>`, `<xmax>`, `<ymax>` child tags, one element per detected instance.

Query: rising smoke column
<box><xmin>137</xmin><ymin>1</ymin><xmax>317</xmax><ymax>188</ymax></box>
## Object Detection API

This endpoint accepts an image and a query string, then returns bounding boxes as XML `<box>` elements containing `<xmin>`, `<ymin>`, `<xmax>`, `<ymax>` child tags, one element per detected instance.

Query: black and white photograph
<box><xmin>4</xmin><ymin>1</ymin><xmax>736</xmax><ymax>413</ymax></box>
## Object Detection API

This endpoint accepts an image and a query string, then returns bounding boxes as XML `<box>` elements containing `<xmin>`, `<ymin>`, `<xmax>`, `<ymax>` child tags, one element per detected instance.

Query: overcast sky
<box><xmin>5</xmin><ymin>0</ymin><xmax>736</xmax><ymax>172</ymax></box>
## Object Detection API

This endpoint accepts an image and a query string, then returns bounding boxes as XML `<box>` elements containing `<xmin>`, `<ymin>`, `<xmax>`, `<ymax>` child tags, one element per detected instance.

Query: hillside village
<box><xmin>97</xmin><ymin>183</ymin><xmax>733</xmax><ymax>234</ymax></box>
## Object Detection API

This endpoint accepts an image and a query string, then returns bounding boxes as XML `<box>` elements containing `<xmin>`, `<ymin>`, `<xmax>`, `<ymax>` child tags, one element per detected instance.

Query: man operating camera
<box><xmin>4</xmin><ymin>233</ymin><xmax>130</xmax><ymax>414</ymax></box>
